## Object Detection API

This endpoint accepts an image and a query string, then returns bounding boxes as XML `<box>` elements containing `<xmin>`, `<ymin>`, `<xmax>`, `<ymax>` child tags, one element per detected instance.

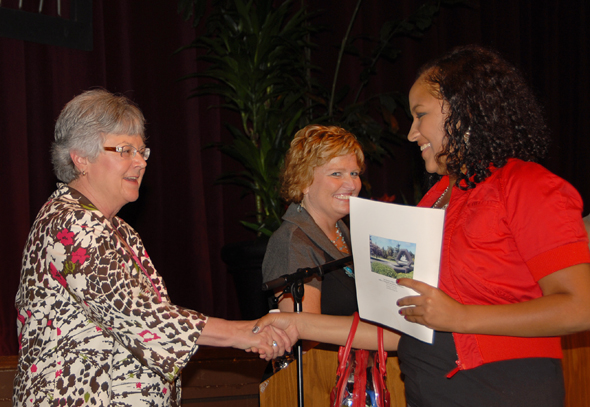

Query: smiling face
<box><xmin>302</xmin><ymin>153</ymin><xmax>361</xmax><ymax>228</ymax></box>
<box><xmin>408</xmin><ymin>76</ymin><xmax>449</xmax><ymax>175</ymax></box>
<box><xmin>71</xmin><ymin>133</ymin><xmax>147</xmax><ymax>219</ymax></box>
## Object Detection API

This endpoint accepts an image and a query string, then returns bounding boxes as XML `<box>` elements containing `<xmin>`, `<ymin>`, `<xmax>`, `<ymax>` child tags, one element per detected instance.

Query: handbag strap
<box><xmin>336</xmin><ymin>312</ymin><xmax>360</xmax><ymax>377</ymax></box>
<box><xmin>377</xmin><ymin>326</ymin><xmax>387</xmax><ymax>377</ymax></box>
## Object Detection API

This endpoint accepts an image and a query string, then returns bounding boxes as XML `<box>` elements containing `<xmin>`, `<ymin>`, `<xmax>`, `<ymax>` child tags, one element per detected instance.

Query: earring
<box><xmin>82</xmin><ymin>170</ymin><xmax>87</xmax><ymax>176</ymax></box>
<box><xmin>463</xmin><ymin>131</ymin><xmax>471</xmax><ymax>147</ymax></box>
<box><xmin>298</xmin><ymin>195</ymin><xmax>307</xmax><ymax>212</ymax></box>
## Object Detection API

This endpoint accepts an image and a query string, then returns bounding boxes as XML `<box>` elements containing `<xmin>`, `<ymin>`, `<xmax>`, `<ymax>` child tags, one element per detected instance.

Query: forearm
<box><xmin>198</xmin><ymin>317</ymin><xmax>254</xmax><ymax>347</ymax></box>
<box><xmin>294</xmin><ymin>313</ymin><xmax>400</xmax><ymax>351</ymax></box>
<box><xmin>459</xmin><ymin>291</ymin><xmax>590</xmax><ymax>337</ymax></box>
<box><xmin>399</xmin><ymin>263</ymin><xmax>590</xmax><ymax>337</ymax></box>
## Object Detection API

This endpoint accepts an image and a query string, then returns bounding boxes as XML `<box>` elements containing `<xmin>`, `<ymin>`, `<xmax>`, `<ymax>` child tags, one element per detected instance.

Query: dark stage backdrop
<box><xmin>1</xmin><ymin>0</ymin><xmax>588</xmax><ymax>355</ymax></box>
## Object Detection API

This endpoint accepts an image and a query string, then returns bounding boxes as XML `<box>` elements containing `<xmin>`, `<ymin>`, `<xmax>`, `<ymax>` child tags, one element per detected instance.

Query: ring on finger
<box><xmin>272</xmin><ymin>341</ymin><xmax>278</xmax><ymax>347</ymax></box>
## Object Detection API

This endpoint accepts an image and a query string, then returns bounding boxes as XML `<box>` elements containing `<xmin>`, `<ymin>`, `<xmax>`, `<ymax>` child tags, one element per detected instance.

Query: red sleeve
<box><xmin>500</xmin><ymin>160</ymin><xmax>590</xmax><ymax>281</ymax></box>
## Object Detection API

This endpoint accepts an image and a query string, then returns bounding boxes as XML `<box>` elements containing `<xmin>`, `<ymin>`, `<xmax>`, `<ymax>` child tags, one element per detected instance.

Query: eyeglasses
<box><xmin>104</xmin><ymin>145</ymin><xmax>151</xmax><ymax>161</ymax></box>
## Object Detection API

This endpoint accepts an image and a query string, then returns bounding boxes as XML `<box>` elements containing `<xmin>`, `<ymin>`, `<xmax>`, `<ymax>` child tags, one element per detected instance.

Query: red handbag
<box><xmin>330</xmin><ymin>312</ymin><xmax>391</xmax><ymax>407</ymax></box>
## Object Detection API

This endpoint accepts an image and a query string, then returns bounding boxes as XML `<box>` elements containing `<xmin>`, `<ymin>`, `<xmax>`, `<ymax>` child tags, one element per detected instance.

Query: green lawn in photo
<box><xmin>371</xmin><ymin>261</ymin><xmax>414</xmax><ymax>279</ymax></box>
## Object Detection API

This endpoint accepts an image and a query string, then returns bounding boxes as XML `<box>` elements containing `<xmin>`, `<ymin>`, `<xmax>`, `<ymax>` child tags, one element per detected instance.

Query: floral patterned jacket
<box><xmin>14</xmin><ymin>184</ymin><xmax>207</xmax><ymax>407</ymax></box>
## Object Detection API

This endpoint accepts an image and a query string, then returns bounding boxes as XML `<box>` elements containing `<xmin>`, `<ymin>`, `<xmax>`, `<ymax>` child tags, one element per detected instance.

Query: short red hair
<box><xmin>281</xmin><ymin>124</ymin><xmax>365</xmax><ymax>203</ymax></box>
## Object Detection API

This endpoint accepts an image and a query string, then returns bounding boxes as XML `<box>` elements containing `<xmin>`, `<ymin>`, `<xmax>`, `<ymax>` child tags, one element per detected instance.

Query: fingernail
<box><xmin>396</xmin><ymin>279</ymin><xmax>400</xmax><ymax>284</ymax></box>
<box><xmin>252</xmin><ymin>326</ymin><xmax>260</xmax><ymax>334</ymax></box>
<box><xmin>398</xmin><ymin>310</ymin><xmax>403</xmax><ymax>315</ymax></box>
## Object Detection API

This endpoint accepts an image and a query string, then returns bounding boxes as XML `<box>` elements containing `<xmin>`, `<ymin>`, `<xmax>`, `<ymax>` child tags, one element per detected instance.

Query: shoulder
<box><xmin>34</xmin><ymin>194</ymin><xmax>97</xmax><ymax>233</ymax></box>
<box><xmin>494</xmin><ymin>159</ymin><xmax>561</xmax><ymax>184</ymax></box>
<box><xmin>263</xmin><ymin>216</ymin><xmax>324</xmax><ymax>280</ymax></box>
<box><xmin>496</xmin><ymin>159</ymin><xmax>551</xmax><ymax>180</ymax></box>
<box><xmin>266</xmin><ymin>219</ymin><xmax>314</xmax><ymax>254</ymax></box>
<box><xmin>493</xmin><ymin>159</ymin><xmax>580</xmax><ymax>200</ymax></box>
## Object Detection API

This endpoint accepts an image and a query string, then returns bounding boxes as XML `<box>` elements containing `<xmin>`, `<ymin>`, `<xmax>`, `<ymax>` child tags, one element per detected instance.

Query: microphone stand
<box><xmin>262</xmin><ymin>256</ymin><xmax>353</xmax><ymax>407</ymax></box>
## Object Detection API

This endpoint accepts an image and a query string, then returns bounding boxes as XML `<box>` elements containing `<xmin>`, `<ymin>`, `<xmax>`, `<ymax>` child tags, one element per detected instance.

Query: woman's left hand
<box><xmin>396</xmin><ymin>278</ymin><xmax>465</xmax><ymax>332</ymax></box>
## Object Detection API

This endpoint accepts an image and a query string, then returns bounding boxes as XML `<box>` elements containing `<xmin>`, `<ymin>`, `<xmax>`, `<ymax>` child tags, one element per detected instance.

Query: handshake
<box><xmin>225</xmin><ymin>277</ymin><xmax>443</xmax><ymax>359</ymax></box>
<box><xmin>242</xmin><ymin>311</ymin><xmax>301</xmax><ymax>361</ymax></box>
<box><xmin>238</xmin><ymin>311</ymin><xmax>400</xmax><ymax>360</ymax></box>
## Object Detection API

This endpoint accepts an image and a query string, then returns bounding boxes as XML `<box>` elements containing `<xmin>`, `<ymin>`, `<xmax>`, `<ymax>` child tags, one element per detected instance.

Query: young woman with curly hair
<box><xmin>257</xmin><ymin>45</ymin><xmax>590</xmax><ymax>407</ymax></box>
<box><xmin>416</xmin><ymin>45</ymin><xmax>551</xmax><ymax>190</ymax></box>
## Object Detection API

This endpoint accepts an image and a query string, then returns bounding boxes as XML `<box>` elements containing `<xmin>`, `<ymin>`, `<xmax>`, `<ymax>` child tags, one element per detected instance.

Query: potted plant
<box><xmin>178</xmin><ymin>0</ymin><xmax>314</xmax><ymax>237</ymax></box>
<box><xmin>177</xmin><ymin>0</ymin><xmax>315</xmax><ymax>318</ymax></box>
<box><xmin>177</xmin><ymin>0</ymin><xmax>463</xmax><ymax>317</ymax></box>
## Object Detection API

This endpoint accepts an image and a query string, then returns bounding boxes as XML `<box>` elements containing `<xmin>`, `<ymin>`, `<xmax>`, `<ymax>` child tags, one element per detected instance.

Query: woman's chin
<box><xmin>123</xmin><ymin>191</ymin><xmax>140</xmax><ymax>204</ymax></box>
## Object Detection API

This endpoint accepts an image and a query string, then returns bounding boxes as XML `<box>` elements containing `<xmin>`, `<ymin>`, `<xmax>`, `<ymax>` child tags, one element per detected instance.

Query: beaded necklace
<box><xmin>300</xmin><ymin>201</ymin><xmax>354</xmax><ymax>278</ymax></box>
<box><xmin>330</xmin><ymin>223</ymin><xmax>354</xmax><ymax>278</ymax></box>
<box><xmin>433</xmin><ymin>185</ymin><xmax>450</xmax><ymax>209</ymax></box>
<box><xmin>330</xmin><ymin>223</ymin><xmax>349</xmax><ymax>253</ymax></box>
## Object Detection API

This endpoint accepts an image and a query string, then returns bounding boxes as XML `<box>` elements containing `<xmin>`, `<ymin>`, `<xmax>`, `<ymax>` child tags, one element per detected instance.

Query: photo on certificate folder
<box><xmin>349</xmin><ymin>197</ymin><xmax>445</xmax><ymax>344</ymax></box>
<box><xmin>369</xmin><ymin>236</ymin><xmax>416</xmax><ymax>280</ymax></box>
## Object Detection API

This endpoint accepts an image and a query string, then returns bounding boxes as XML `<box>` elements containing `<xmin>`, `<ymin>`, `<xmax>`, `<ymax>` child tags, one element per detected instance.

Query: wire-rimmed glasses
<box><xmin>104</xmin><ymin>145</ymin><xmax>151</xmax><ymax>161</ymax></box>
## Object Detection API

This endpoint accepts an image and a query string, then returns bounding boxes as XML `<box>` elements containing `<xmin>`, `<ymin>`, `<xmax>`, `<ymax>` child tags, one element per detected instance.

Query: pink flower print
<box><xmin>95</xmin><ymin>326</ymin><xmax>102</xmax><ymax>332</ymax></box>
<box><xmin>139</xmin><ymin>330</ymin><xmax>161</xmax><ymax>342</ymax></box>
<box><xmin>31</xmin><ymin>365</ymin><xmax>37</xmax><ymax>373</ymax></box>
<box><xmin>57</xmin><ymin>229</ymin><xmax>74</xmax><ymax>246</ymax></box>
<box><xmin>26</xmin><ymin>310</ymin><xmax>32</xmax><ymax>318</ymax></box>
<box><xmin>136</xmin><ymin>383</ymin><xmax>142</xmax><ymax>389</ymax></box>
<box><xmin>55</xmin><ymin>369</ymin><xmax>62</xmax><ymax>378</ymax></box>
<box><xmin>72</xmin><ymin>247</ymin><xmax>89</xmax><ymax>265</ymax></box>
<box><xmin>144</xmin><ymin>249</ymin><xmax>150</xmax><ymax>258</ymax></box>
<box><xmin>50</xmin><ymin>263</ymin><xmax>68</xmax><ymax>288</ymax></box>
<box><xmin>47</xmin><ymin>320</ymin><xmax>52</xmax><ymax>326</ymax></box>
<box><xmin>163</xmin><ymin>388</ymin><xmax>167</xmax><ymax>395</ymax></box>
<box><xmin>57</xmin><ymin>328</ymin><xmax>62</xmax><ymax>335</ymax></box>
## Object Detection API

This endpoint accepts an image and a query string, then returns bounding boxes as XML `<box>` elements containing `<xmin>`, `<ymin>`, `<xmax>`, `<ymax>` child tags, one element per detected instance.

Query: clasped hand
<box><xmin>245</xmin><ymin>323</ymin><xmax>293</xmax><ymax>361</ymax></box>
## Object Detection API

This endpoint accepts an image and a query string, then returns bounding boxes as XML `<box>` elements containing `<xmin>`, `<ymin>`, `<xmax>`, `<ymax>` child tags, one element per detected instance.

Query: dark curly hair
<box><xmin>418</xmin><ymin>45</ymin><xmax>550</xmax><ymax>189</ymax></box>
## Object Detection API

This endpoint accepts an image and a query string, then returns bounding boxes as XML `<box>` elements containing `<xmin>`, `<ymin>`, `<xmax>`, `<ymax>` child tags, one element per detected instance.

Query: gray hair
<box><xmin>51</xmin><ymin>89</ymin><xmax>146</xmax><ymax>183</ymax></box>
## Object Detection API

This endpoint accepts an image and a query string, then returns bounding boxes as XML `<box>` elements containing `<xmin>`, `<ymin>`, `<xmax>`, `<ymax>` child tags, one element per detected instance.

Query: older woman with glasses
<box><xmin>13</xmin><ymin>89</ymin><xmax>291</xmax><ymax>407</ymax></box>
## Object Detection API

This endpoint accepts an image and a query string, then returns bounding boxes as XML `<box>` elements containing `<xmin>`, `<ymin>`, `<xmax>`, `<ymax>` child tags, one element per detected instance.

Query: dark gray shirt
<box><xmin>262</xmin><ymin>203</ymin><xmax>358</xmax><ymax>316</ymax></box>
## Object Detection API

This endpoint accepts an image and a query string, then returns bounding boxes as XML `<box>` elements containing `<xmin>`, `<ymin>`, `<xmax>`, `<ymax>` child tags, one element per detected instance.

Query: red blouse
<box><xmin>419</xmin><ymin>159</ymin><xmax>590</xmax><ymax>371</ymax></box>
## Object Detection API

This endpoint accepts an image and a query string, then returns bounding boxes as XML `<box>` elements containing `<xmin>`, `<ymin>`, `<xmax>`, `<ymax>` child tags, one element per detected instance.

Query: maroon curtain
<box><xmin>1</xmin><ymin>0</ymin><xmax>589</xmax><ymax>355</ymax></box>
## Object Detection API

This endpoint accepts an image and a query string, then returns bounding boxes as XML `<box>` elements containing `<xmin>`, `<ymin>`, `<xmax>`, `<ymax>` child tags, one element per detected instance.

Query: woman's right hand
<box><xmin>197</xmin><ymin>317</ymin><xmax>292</xmax><ymax>361</ymax></box>
<box><xmin>244</xmin><ymin>322</ymin><xmax>294</xmax><ymax>360</ymax></box>
<box><xmin>254</xmin><ymin>312</ymin><xmax>302</xmax><ymax>346</ymax></box>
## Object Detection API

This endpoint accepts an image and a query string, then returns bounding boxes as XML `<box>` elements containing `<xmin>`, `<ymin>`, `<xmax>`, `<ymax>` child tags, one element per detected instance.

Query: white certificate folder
<box><xmin>349</xmin><ymin>197</ymin><xmax>445</xmax><ymax>344</ymax></box>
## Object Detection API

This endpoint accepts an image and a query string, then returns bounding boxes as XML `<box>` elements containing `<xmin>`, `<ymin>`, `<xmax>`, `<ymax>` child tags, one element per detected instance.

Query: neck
<box><xmin>300</xmin><ymin>201</ymin><xmax>340</xmax><ymax>241</ymax></box>
<box><xmin>315</xmin><ymin>216</ymin><xmax>340</xmax><ymax>241</ymax></box>
<box><xmin>448</xmin><ymin>175</ymin><xmax>458</xmax><ymax>188</ymax></box>
<box><xmin>433</xmin><ymin>175</ymin><xmax>457</xmax><ymax>209</ymax></box>
<box><xmin>68</xmin><ymin>179</ymin><xmax>119</xmax><ymax>221</ymax></box>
